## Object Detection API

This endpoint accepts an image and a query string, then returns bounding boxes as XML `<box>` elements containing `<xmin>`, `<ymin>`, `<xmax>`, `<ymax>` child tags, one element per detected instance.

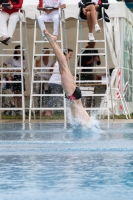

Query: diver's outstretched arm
<box><xmin>43</xmin><ymin>30</ymin><xmax>68</xmax><ymax>73</ymax></box>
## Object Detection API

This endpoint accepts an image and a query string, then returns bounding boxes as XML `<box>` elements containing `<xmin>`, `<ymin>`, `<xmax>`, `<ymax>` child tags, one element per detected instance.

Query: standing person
<box><xmin>2</xmin><ymin>74</ymin><xmax>15</xmax><ymax>115</ymax></box>
<box><xmin>44</xmin><ymin>30</ymin><xmax>90</xmax><ymax>125</ymax></box>
<box><xmin>79</xmin><ymin>42</ymin><xmax>101</xmax><ymax>81</ymax></box>
<box><xmin>34</xmin><ymin>48</ymin><xmax>53</xmax><ymax>108</ymax></box>
<box><xmin>3</xmin><ymin>45</ymin><xmax>26</xmax><ymax>115</ymax></box>
<box><xmin>45</xmin><ymin>48</ymin><xmax>73</xmax><ymax>116</ymax></box>
<box><xmin>37</xmin><ymin>0</ymin><xmax>66</xmax><ymax>39</ymax></box>
<box><xmin>0</xmin><ymin>0</ymin><xmax>24</xmax><ymax>45</ymax></box>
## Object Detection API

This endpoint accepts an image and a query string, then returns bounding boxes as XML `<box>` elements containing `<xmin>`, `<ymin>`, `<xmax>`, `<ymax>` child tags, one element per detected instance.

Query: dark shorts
<box><xmin>66</xmin><ymin>87</ymin><xmax>82</xmax><ymax>100</ymax></box>
<box><xmin>81</xmin><ymin>74</ymin><xmax>93</xmax><ymax>81</ymax></box>
<box><xmin>13</xmin><ymin>75</ymin><xmax>26</xmax><ymax>92</ymax></box>
<box><xmin>79</xmin><ymin>8</ymin><xmax>100</xmax><ymax>20</ymax></box>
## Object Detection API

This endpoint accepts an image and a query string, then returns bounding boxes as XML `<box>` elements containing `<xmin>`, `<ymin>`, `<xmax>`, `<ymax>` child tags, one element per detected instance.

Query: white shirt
<box><xmin>37</xmin><ymin>58</ymin><xmax>53</xmax><ymax>80</ymax></box>
<box><xmin>43</xmin><ymin>0</ymin><xmax>66</xmax><ymax>8</ymax></box>
<box><xmin>4</xmin><ymin>57</ymin><xmax>26</xmax><ymax>75</ymax></box>
<box><xmin>49</xmin><ymin>61</ymin><xmax>61</xmax><ymax>85</ymax></box>
<box><xmin>2</xmin><ymin>78</ymin><xmax>6</xmax><ymax>90</ymax></box>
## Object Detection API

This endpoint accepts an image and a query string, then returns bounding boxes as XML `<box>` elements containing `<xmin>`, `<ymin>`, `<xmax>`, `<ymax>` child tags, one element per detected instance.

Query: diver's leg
<box><xmin>43</xmin><ymin>30</ymin><xmax>68</xmax><ymax>73</ymax></box>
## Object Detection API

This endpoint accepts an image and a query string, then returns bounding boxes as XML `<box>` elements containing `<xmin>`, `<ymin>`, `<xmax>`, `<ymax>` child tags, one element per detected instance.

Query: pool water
<box><xmin>0</xmin><ymin>122</ymin><xmax>133</xmax><ymax>200</ymax></box>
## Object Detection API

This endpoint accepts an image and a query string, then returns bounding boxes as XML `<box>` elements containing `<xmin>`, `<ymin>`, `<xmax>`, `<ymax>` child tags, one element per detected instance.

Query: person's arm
<box><xmin>4</xmin><ymin>57</ymin><xmax>13</xmax><ymax>65</ymax></box>
<box><xmin>93</xmin><ymin>50</ymin><xmax>101</xmax><ymax>65</ymax></box>
<box><xmin>0</xmin><ymin>4</ymin><xmax>3</xmax><ymax>9</ymax></box>
<box><xmin>59</xmin><ymin>4</ymin><xmax>66</xmax><ymax>9</ymax></box>
<box><xmin>36</xmin><ymin>58</ymin><xmax>41</xmax><ymax>67</ymax></box>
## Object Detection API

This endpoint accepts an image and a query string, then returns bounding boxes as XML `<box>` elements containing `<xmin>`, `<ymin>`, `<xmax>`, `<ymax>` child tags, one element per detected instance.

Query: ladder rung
<box><xmin>10</xmin><ymin>41</ymin><xmax>21</xmax><ymax>43</ymax></box>
<box><xmin>81</xmin><ymin>71</ymin><xmax>106</xmax><ymax>74</ymax></box>
<box><xmin>82</xmin><ymin>94</ymin><xmax>107</xmax><ymax>97</ymax></box>
<box><xmin>77</xmin><ymin>53</ymin><xmax>105</xmax><ymax>56</ymax></box>
<box><xmin>81</xmin><ymin>48</ymin><xmax>105</xmax><ymax>50</ymax></box>
<box><xmin>34</xmin><ymin>72</ymin><xmax>58</xmax><ymax>75</ymax></box>
<box><xmin>78</xmin><ymin>40</ymin><xmax>105</xmax><ymax>43</ymax></box>
<box><xmin>32</xmin><ymin>80</ymin><xmax>61</xmax><ymax>83</ymax></box>
<box><xmin>76</xmin><ymin>80</ymin><xmax>108</xmax><ymax>83</ymax></box>
<box><xmin>85</xmin><ymin>108</ymin><xmax>108</xmax><ymax>110</ymax></box>
<box><xmin>33</xmin><ymin>67</ymin><xmax>52</xmax><ymax>69</ymax></box>
<box><xmin>0</xmin><ymin>108</ymin><xmax>23</xmax><ymax>110</ymax></box>
<box><xmin>30</xmin><ymin>108</ymin><xmax>65</xmax><ymax>111</ymax></box>
<box><xmin>34</xmin><ymin>54</ymin><xmax>55</xmax><ymax>56</ymax></box>
<box><xmin>0</xmin><ymin>54</ymin><xmax>22</xmax><ymax>56</ymax></box>
<box><xmin>0</xmin><ymin>68</ymin><xmax>23</xmax><ymax>70</ymax></box>
<box><xmin>0</xmin><ymin>81</ymin><xmax>22</xmax><ymax>83</ymax></box>
<box><xmin>3</xmin><ymin>49</ymin><xmax>27</xmax><ymax>51</ymax></box>
<box><xmin>35</xmin><ymin>40</ymin><xmax>61</xmax><ymax>43</ymax></box>
<box><xmin>76</xmin><ymin>67</ymin><xmax>106</xmax><ymax>69</ymax></box>
<box><xmin>31</xmin><ymin>94</ymin><xmax>64</xmax><ymax>97</ymax></box>
<box><xmin>0</xmin><ymin>94</ymin><xmax>23</xmax><ymax>97</ymax></box>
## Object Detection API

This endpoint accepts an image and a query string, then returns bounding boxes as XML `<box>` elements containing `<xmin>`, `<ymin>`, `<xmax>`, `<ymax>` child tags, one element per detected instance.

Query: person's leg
<box><xmin>37</xmin><ymin>13</ymin><xmax>48</xmax><ymax>36</ymax></box>
<box><xmin>17</xmin><ymin>91</ymin><xmax>22</xmax><ymax>108</ymax></box>
<box><xmin>86</xmin><ymin>11</ymin><xmax>95</xmax><ymax>41</ymax></box>
<box><xmin>45</xmin><ymin>83</ymin><xmax>55</xmax><ymax>116</ymax></box>
<box><xmin>44</xmin><ymin>30</ymin><xmax>76</xmax><ymax>96</ymax></box>
<box><xmin>53</xmin><ymin>84</ymin><xmax>63</xmax><ymax>107</ymax></box>
<box><xmin>17</xmin><ymin>76</ymin><xmax>23</xmax><ymax>109</ymax></box>
<box><xmin>14</xmin><ymin>90</ymin><xmax>22</xmax><ymax>108</ymax></box>
<box><xmin>2</xmin><ymin>89</ymin><xmax>9</xmax><ymax>115</ymax></box>
<box><xmin>86</xmin><ymin>5</ymin><xmax>98</xmax><ymax>25</ymax></box>
<box><xmin>43</xmin><ymin>30</ymin><xmax>68</xmax><ymax>72</ymax></box>
<box><xmin>86</xmin><ymin>11</ymin><xmax>93</xmax><ymax>33</ymax></box>
<box><xmin>33</xmin><ymin>75</ymin><xmax>40</xmax><ymax>107</ymax></box>
<box><xmin>13</xmin><ymin>75</ymin><xmax>22</xmax><ymax>114</ymax></box>
<box><xmin>8</xmin><ymin>12</ymin><xmax>23</xmax><ymax>38</ymax></box>
<box><xmin>0</xmin><ymin>12</ymin><xmax>9</xmax><ymax>38</ymax></box>
<box><xmin>86</xmin><ymin>5</ymin><xmax>101</xmax><ymax>33</ymax></box>
<box><xmin>45</xmin><ymin>83</ymin><xmax>63</xmax><ymax>116</ymax></box>
<box><xmin>52</xmin><ymin>12</ymin><xmax>60</xmax><ymax>36</ymax></box>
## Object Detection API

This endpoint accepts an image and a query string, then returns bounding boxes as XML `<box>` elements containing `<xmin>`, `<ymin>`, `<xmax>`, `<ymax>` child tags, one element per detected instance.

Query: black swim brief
<box><xmin>65</xmin><ymin>87</ymin><xmax>82</xmax><ymax>100</ymax></box>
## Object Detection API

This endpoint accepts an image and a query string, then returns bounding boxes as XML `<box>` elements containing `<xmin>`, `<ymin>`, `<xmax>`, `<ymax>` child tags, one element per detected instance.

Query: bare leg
<box><xmin>43</xmin><ymin>30</ymin><xmax>74</xmax><ymax>83</ymax></box>
<box><xmin>86</xmin><ymin>11</ymin><xmax>93</xmax><ymax>33</ymax></box>
<box><xmin>85</xmin><ymin>5</ymin><xmax>98</xmax><ymax>25</ymax></box>
<box><xmin>14</xmin><ymin>91</ymin><xmax>22</xmax><ymax>107</ymax></box>
<box><xmin>43</xmin><ymin>30</ymin><xmax>68</xmax><ymax>73</ymax></box>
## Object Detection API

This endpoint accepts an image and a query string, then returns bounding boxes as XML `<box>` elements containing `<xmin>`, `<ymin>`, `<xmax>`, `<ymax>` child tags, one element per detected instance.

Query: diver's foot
<box><xmin>43</xmin><ymin>29</ymin><xmax>57</xmax><ymax>42</ymax></box>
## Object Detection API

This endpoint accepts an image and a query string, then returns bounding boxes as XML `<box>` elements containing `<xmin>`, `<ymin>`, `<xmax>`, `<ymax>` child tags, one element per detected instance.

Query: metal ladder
<box><xmin>0</xmin><ymin>9</ymin><xmax>30</xmax><ymax>122</ymax></box>
<box><xmin>29</xmin><ymin>9</ymin><xmax>68</xmax><ymax>128</ymax></box>
<box><xmin>75</xmin><ymin>9</ymin><xmax>111</xmax><ymax>121</ymax></box>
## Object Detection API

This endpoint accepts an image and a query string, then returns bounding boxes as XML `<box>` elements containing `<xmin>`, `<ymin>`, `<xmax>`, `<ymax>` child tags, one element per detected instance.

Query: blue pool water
<box><xmin>0</xmin><ymin>122</ymin><xmax>133</xmax><ymax>200</ymax></box>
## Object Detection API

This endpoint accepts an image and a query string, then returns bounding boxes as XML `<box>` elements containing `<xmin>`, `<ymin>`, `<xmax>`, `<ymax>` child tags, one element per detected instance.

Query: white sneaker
<box><xmin>88</xmin><ymin>33</ymin><xmax>95</xmax><ymax>41</ymax></box>
<box><xmin>95</xmin><ymin>24</ymin><xmax>101</xmax><ymax>33</ymax></box>
<box><xmin>44</xmin><ymin>36</ymin><xmax>48</xmax><ymax>41</ymax></box>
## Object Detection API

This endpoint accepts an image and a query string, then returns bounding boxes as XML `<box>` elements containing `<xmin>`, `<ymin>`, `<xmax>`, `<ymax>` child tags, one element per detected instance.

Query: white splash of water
<box><xmin>66</xmin><ymin>100</ymin><xmax>102</xmax><ymax>134</ymax></box>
